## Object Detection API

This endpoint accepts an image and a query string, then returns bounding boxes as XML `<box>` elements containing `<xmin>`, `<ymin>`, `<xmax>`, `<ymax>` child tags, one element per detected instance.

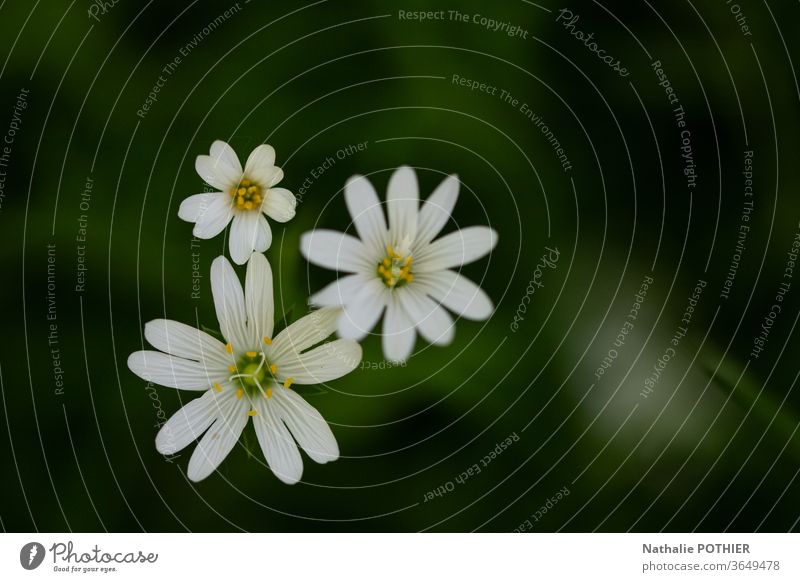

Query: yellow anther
<box><xmin>247</xmin><ymin>186</ymin><xmax>258</xmax><ymax>193</ymax></box>
<box><xmin>228</xmin><ymin>364</ymin><xmax>236</xmax><ymax>373</ymax></box>
<box><xmin>238</xmin><ymin>187</ymin><xmax>246</xmax><ymax>196</ymax></box>
<box><xmin>236</xmin><ymin>388</ymin><xmax>243</xmax><ymax>400</ymax></box>
<box><xmin>406</xmin><ymin>274</ymin><xmax>414</xmax><ymax>283</ymax></box>
<box><xmin>247</xmin><ymin>409</ymin><xmax>257</xmax><ymax>417</ymax></box>
<box><xmin>225</xmin><ymin>343</ymin><xmax>233</xmax><ymax>354</ymax></box>
<box><xmin>283</xmin><ymin>377</ymin><xmax>294</xmax><ymax>389</ymax></box>
<box><xmin>269</xmin><ymin>364</ymin><xmax>278</xmax><ymax>375</ymax></box>
<box><xmin>246</xmin><ymin>351</ymin><xmax>257</xmax><ymax>358</ymax></box>
<box><xmin>404</xmin><ymin>256</ymin><xmax>413</xmax><ymax>266</ymax></box>
<box><xmin>213</xmin><ymin>383</ymin><xmax>222</xmax><ymax>393</ymax></box>
<box><xmin>243</xmin><ymin>201</ymin><xmax>253</xmax><ymax>210</ymax></box>
<box><xmin>265</xmin><ymin>388</ymin><xmax>273</xmax><ymax>399</ymax></box>
<box><xmin>382</xmin><ymin>257</ymin><xmax>391</xmax><ymax>268</ymax></box>
<box><xmin>263</xmin><ymin>336</ymin><xmax>273</xmax><ymax>345</ymax></box>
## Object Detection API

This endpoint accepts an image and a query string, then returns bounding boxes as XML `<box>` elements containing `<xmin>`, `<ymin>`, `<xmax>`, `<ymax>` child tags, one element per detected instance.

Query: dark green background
<box><xmin>1</xmin><ymin>0</ymin><xmax>799</xmax><ymax>532</ymax></box>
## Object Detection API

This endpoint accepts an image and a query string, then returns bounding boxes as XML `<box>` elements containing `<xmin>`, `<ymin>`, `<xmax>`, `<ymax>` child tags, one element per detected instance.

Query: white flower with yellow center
<box><xmin>127</xmin><ymin>253</ymin><xmax>361</xmax><ymax>483</ymax></box>
<box><xmin>300</xmin><ymin>166</ymin><xmax>497</xmax><ymax>362</ymax></box>
<box><xmin>179</xmin><ymin>140</ymin><xmax>297</xmax><ymax>265</ymax></box>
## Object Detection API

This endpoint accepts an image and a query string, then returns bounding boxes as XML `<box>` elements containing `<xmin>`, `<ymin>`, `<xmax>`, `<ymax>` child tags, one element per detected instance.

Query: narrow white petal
<box><xmin>195</xmin><ymin>154</ymin><xmax>241</xmax><ymax>191</ymax></box>
<box><xmin>192</xmin><ymin>193</ymin><xmax>233</xmax><ymax>239</ymax></box>
<box><xmin>273</xmin><ymin>389</ymin><xmax>338</xmax><ymax>464</ymax></box>
<box><xmin>245</xmin><ymin>252</ymin><xmax>275</xmax><ymax>345</ymax></box>
<box><xmin>345</xmin><ymin>174</ymin><xmax>387</xmax><ymax>253</ymax></box>
<box><xmin>187</xmin><ymin>394</ymin><xmax>248</xmax><ymax>481</ymax></box>
<box><xmin>300</xmin><ymin>229</ymin><xmax>373</xmax><ymax>273</ymax></box>
<box><xmin>401</xmin><ymin>287</ymin><xmax>455</xmax><ymax>346</ymax></box>
<box><xmin>382</xmin><ymin>297</ymin><xmax>415</xmax><ymax>362</ymax></box>
<box><xmin>415</xmin><ymin>174</ymin><xmax>459</xmax><ymax>247</ymax></box>
<box><xmin>209</xmin><ymin>140</ymin><xmax>243</xmax><ymax>174</ymax></box>
<box><xmin>262</xmin><ymin>187</ymin><xmax>296</xmax><ymax>223</ymax></box>
<box><xmin>337</xmin><ymin>279</ymin><xmax>387</xmax><ymax>340</ymax></box>
<box><xmin>127</xmin><ymin>351</ymin><xmax>225</xmax><ymax>390</ymax></box>
<box><xmin>155</xmin><ymin>390</ymin><xmax>230</xmax><ymax>455</ymax></box>
<box><xmin>386</xmin><ymin>166</ymin><xmax>419</xmax><ymax>243</ymax></box>
<box><xmin>309</xmin><ymin>274</ymin><xmax>367</xmax><ymax>308</ymax></box>
<box><xmin>144</xmin><ymin>319</ymin><xmax>229</xmax><ymax>368</ymax></box>
<box><xmin>253</xmin><ymin>213</ymin><xmax>272</xmax><ymax>252</ymax></box>
<box><xmin>414</xmin><ymin>226</ymin><xmax>498</xmax><ymax>272</ymax></box>
<box><xmin>271</xmin><ymin>307</ymin><xmax>341</xmax><ymax>361</ymax></box>
<box><xmin>179</xmin><ymin>192</ymin><xmax>223</xmax><ymax>223</ymax></box>
<box><xmin>415</xmin><ymin>270</ymin><xmax>494</xmax><ymax>320</ymax></box>
<box><xmin>210</xmin><ymin>256</ymin><xmax>250</xmax><ymax>350</ymax></box>
<box><xmin>277</xmin><ymin>339</ymin><xmax>362</xmax><ymax>384</ymax></box>
<box><xmin>244</xmin><ymin>144</ymin><xmax>276</xmax><ymax>174</ymax></box>
<box><xmin>253</xmin><ymin>397</ymin><xmax>303</xmax><ymax>484</ymax></box>
<box><xmin>228</xmin><ymin>213</ymin><xmax>259</xmax><ymax>265</ymax></box>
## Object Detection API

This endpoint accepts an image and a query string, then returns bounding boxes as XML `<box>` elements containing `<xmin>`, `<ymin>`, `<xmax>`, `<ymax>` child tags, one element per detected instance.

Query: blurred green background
<box><xmin>1</xmin><ymin>0</ymin><xmax>800</xmax><ymax>532</ymax></box>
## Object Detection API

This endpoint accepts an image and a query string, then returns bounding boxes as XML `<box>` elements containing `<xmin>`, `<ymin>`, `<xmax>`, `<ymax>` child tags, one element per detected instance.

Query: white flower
<box><xmin>179</xmin><ymin>140</ymin><xmax>297</xmax><ymax>265</ymax></box>
<box><xmin>127</xmin><ymin>253</ymin><xmax>361</xmax><ymax>483</ymax></box>
<box><xmin>300</xmin><ymin>166</ymin><xmax>497</xmax><ymax>363</ymax></box>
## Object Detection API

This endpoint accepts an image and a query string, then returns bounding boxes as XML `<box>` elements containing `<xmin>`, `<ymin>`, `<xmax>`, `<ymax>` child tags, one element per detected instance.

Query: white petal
<box><xmin>155</xmin><ymin>390</ymin><xmax>229</xmax><ymax>455</ymax></box>
<box><xmin>337</xmin><ymin>278</ymin><xmax>387</xmax><ymax>340</ymax></box>
<box><xmin>250</xmin><ymin>165</ymin><xmax>284</xmax><ymax>188</ymax></box>
<box><xmin>245</xmin><ymin>252</ymin><xmax>274</xmax><ymax>345</ymax></box>
<box><xmin>415</xmin><ymin>174</ymin><xmax>459</xmax><ymax>247</ymax></box>
<box><xmin>300</xmin><ymin>229</ymin><xmax>373</xmax><ymax>273</ymax></box>
<box><xmin>195</xmin><ymin>154</ymin><xmax>241</xmax><ymax>192</ymax></box>
<box><xmin>386</xmin><ymin>166</ymin><xmax>419</xmax><ymax>243</ymax></box>
<box><xmin>179</xmin><ymin>192</ymin><xmax>223</xmax><ymax>223</ymax></box>
<box><xmin>414</xmin><ymin>226</ymin><xmax>498</xmax><ymax>272</ymax></box>
<box><xmin>187</xmin><ymin>394</ymin><xmax>248</xmax><ymax>481</ymax></box>
<box><xmin>127</xmin><ymin>351</ymin><xmax>225</xmax><ymax>390</ymax></box>
<box><xmin>244</xmin><ymin>144</ymin><xmax>276</xmax><ymax>174</ymax></box>
<box><xmin>273</xmin><ymin>389</ymin><xmax>338</xmax><ymax>464</ymax></box>
<box><xmin>401</xmin><ymin>287</ymin><xmax>455</xmax><ymax>346</ymax></box>
<box><xmin>309</xmin><ymin>274</ymin><xmax>367</xmax><ymax>308</ymax></box>
<box><xmin>192</xmin><ymin>193</ymin><xmax>233</xmax><ymax>239</ymax></box>
<box><xmin>271</xmin><ymin>307</ymin><xmax>341</xmax><ymax>362</ymax></box>
<box><xmin>210</xmin><ymin>256</ymin><xmax>250</xmax><ymax>350</ymax></box>
<box><xmin>345</xmin><ymin>174</ymin><xmax>387</xmax><ymax>253</ymax></box>
<box><xmin>253</xmin><ymin>397</ymin><xmax>303</xmax><ymax>484</ymax></box>
<box><xmin>415</xmin><ymin>270</ymin><xmax>494</xmax><ymax>320</ymax></box>
<box><xmin>209</xmin><ymin>140</ymin><xmax>243</xmax><ymax>174</ymax></box>
<box><xmin>144</xmin><ymin>319</ymin><xmax>229</xmax><ymax>368</ymax></box>
<box><xmin>276</xmin><ymin>339</ymin><xmax>362</xmax><ymax>384</ymax></box>
<box><xmin>228</xmin><ymin>212</ymin><xmax>261</xmax><ymax>265</ymax></box>
<box><xmin>262</xmin><ymin>187</ymin><xmax>296</xmax><ymax>223</ymax></box>
<box><xmin>382</xmin><ymin>297</ymin><xmax>415</xmax><ymax>362</ymax></box>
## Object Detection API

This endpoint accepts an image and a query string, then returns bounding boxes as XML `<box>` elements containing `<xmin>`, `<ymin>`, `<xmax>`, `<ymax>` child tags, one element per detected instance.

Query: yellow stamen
<box><xmin>236</xmin><ymin>388</ymin><xmax>243</xmax><ymax>400</ymax></box>
<box><xmin>245</xmin><ymin>351</ymin><xmax>257</xmax><ymax>358</ymax></box>
<box><xmin>238</xmin><ymin>187</ymin><xmax>246</xmax><ymax>196</ymax></box>
<box><xmin>243</xmin><ymin>201</ymin><xmax>253</xmax><ymax>210</ymax></box>
<box><xmin>213</xmin><ymin>383</ymin><xmax>222</xmax><ymax>393</ymax></box>
<box><xmin>228</xmin><ymin>365</ymin><xmax>236</xmax><ymax>373</ymax></box>
<box><xmin>247</xmin><ymin>409</ymin><xmax>257</xmax><ymax>417</ymax></box>
<box><xmin>265</xmin><ymin>388</ymin><xmax>273</xmax><ymax>399</ymax></box>
<box><xmin>225</xmin><ymin>343</ymin><xmax>233</xmax><ymax>354</ymax></box>
<box><xmin>283</xmin><ymin>377</ymin><xmax>294</xmax><ymax>389</ymax></box>
<box><xmin>269</xmin><ymin>364</ymin><xmax>278</xmax><ymax>375</ymax></box>
<box><xmin>263</xmin><ymin>336</ymin><xmax>272</xmax><ymax>345</ymax></box>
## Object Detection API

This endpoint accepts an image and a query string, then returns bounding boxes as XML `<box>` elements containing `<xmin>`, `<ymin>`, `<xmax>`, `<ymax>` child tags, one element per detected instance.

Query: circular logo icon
<box><xmin>20</xmin><ymin>542</ymin><xmax>46</xmax><ymax>570</ymax></box>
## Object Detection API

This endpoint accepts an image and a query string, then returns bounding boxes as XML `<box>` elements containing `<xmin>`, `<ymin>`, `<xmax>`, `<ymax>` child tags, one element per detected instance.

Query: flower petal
<box><xmin>387</xmin><ymin>166</ymin><xmax>419</xmax><ymax>244</ymax></box>
<box><xmin>210</xmin><ymin>256</ymin><xmax>250</xmax><ymax>350</ymax></box>
<box><xmin>187</xmin><ymin>394</ymin><xmax>248</xmax><ymax>481</ymax></box>
<box><xmin>192</xmin><ymin>193</ymin><xmax>233</xmax><ymax>239</ymax></box>
<box><xmin>414</xmin><ymin>226</ymin><xmax>498</xmax><ymax>272</ymax></box>
<box><xmin>127</xmin><ymin>351</ymin><xmax>226</xmax><ymax>390</ymax></box>
<box><xmin>245</xmin><ymin>252</ymin><xmax>274</xmax><ymax>345</ymax></box>
<box><xmin>244</xmin><ymin>144</ymin><xmax>275</xmax><ymax>174</ymax></box>
<box><xmin>337</xmin><ymin>278</ymin><xmax>387</xmax><ymax>341</ymax></box>
<box><xmin>210</xmin><ymin>140</ymin><xmax>243</xmax><ymax>174</ymax></box>
<box><xmin>273</xmin><ymin>388</ymin><xmax>338</xmax><ymax>464</ymax></box>
<box><xmin>415</xmin><ymin>270</ymin><xmax>494</xmax><ymax>320</ymax></box>
<box><xmin>250</xmin><ymin>165</ymin><xmax>284</xmax><ymax>188</ymax></box>
<box><xmin>262</xmin><ymin>187</ymin><xmax>296</xmax><ymax>223</ymax></box>
<box><xmin>195</xmin><ymin>153</ymin><xmax>241</xmax><ymax>191</ymax></box>
<box><xmin>415</xmin><ymin>174</ymin><xmax>459</xmax><ymax>247</ymax></box>
<box><xmin>228</xmin><ymin>212</ymin><xmax>261</xmax><ymax>265</ymax></box>
<box><xmin>309</xmin><ymin>274</ymin><xmax>368</xmax><ymax>308</ymax></box>
<box><xmin>345</xmin><ymin>174</ymin><xmax>387</xmax><ymax>254</ymax></box>
<box><xmin>179</xmin><ymin>192</ymin><xmax>223</xmax><ymax>223</ymax></box>
<box><xmin>382</xmin><ymin>297</ymin><xmax>415</xmax><ymax>362</ymax></box>
<box><xmin>155</xmin><ymin>390</ymin><xmax>230</xmax><ymax>455</ymax></box>
<box><xmin>144</xmin><ymin>319</ymin><xmax>229</xmax><ymax>368</ymax></box>
<box><xmin>253</xmin><ymin>397</ymin><xmax>303</xmax><ymax>484</ymax></box>
<box><xmin>271</xmin><ymin>307</ymin><xmax>341</xmax><ymax>362</ymax></box>
<box><xmin>300</xmin><ymin>229</ymin><xmax>373</xmax><ymax>273</ymax></box>
<box><xmin>400</xmin><ymin>287</ymin><xmax>455</xmax><ymax>346</ymax></box>
<box><xmin>276</xmin><ymin>339</ymin><xmax>362</xmax><ymax>384</ymax></box>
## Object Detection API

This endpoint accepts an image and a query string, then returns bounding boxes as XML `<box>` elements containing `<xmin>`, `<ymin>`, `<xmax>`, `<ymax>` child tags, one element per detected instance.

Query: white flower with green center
<box><xmin>127</xmin><ymin>253</ymin><xmax>361</xmax><ymax>483</ymax></box>
<box><xmin>179</xmin><ymin>140</ymin><xmax>297</xmax><ymax>265</ymax></box>
<box><xmin>300</xmin><ymin>166</ymin><xmax>497</xmax><ymax>363</ymax></box>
